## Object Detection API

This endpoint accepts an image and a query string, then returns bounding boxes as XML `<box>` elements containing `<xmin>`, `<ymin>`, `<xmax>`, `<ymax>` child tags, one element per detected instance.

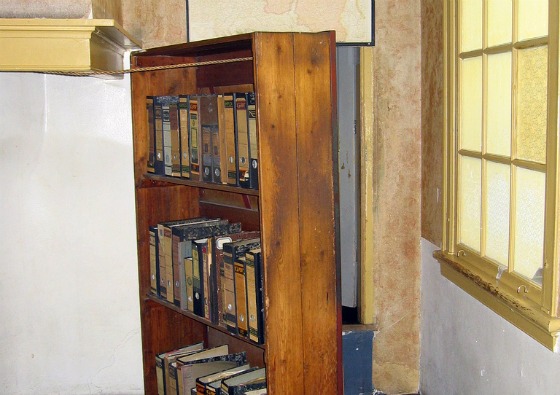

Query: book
<box><xmin>213</xmin><ymin>231</ymin><xmax>261</xmax><ymax>328</ymax></box>
<box><xmin>195</xmin><ymin>364</ymin><xmax>252</xmax><ymax>395</ymax></box>
<box><xmin>246</xmin><ymin>92</ymin><xmax>259</xmax><ymax>190</ymax></box>
<box><xmin>155</xmin><ymin>342</ymin><xmax>204</xmax><ymax>395</ymax></box>
<box><xmin>234</xmin><ymin>255</ymin><xmax>249</xmax><ymax>338</ymax></box>
<box><xmin>185</xmin><ymin>256</ymin><xmax>195</xmax><ymax>312</ymax></box>
<box><xmin>179</xmin><ymin>95</ymin><xmax>191</xmax><ymax>178</ymax></box>
<box><xmin>153</xmin><ymin>95</ymin><xmax>165</xmax><ymax>174</ymax></box>
<box><xmin>242</xmin><ymin>389</ymin><xmax>267</xmax><ymax>395</ymax></box>
<box><xmin>189</xmin><ymin>96</ymin><xmax>201</xmax><ymax>180</ymax></box>
<box><xmin>235</xmin><ymin>93</ymin><xmax>250</xmax><ymax>188</ymax></box>
<box><xmin>173</xmin><ymin>345</ymin><xmax>228</xmax><ymax>394</ymax></box>
<box><xmin>172</xmin><ymin>219</ymin><xmax>228</xmax><ymax>307</ymax></box>
<box><xmin>203</xmin><ymin>367</ymin><xmax>260</xmax><ymax>395</ymax></box>
<box><xmin>159</xmin><ymin>218</ymin><xmax>211</xmax><ymax>304</ymax></box>
<box><xmin>223</xmin><ymin>93</ymin><xmax>238</xmax><ymax>186</ymax></box>
<box><xmin>170</xmin><ymin>96</ymin><xmax>181</xmax><ymax>177</ymax></box>
<box><xmin>146</xmin><ymin>96</ymin><xmax>156</xmax><ymax>173</ymax></box>
<box><xmin>177</xmin><ymin>352</ymin><xmax>247</xmax><ymax>395</ymax></box>
<box><xmin>173</xmin><ymin>220</ymin><xmax>242</xmax><ymax>308</ymax></box>
<box><xmin>221</xmin><ymin>367</ymin><xmax>266</xmax><ymax>395</ymax></box>
<box><xmin>160</xmin><ymin>96</ymin><xmax>176</xmax><ymax>176</ymax></box>
<box><xmin>216</xmin><ymin>94</ymin><xmax>230</xmax><ymax>185</ymax></box>
<box><xmin>245</xmin><ymin>248</ymin><xmax>264</xmax><ymax>344</ymax></box>
<box><xmin>200</xmin><ymin>95</ymin><xmax>218</xmax><ymax>183</ymax></box>
<box><xmin>197</xmin><ymin>238</ymin><xmax>213</xmax><ymax>320</ymax></box>
<box><xmin>222</xmin><ymin>238</ymin><xmax>261</xmax><ymax>334</ymax></box>
<box><xmin>149</xmin><ymin>225</ymin><xmax>159</xmax><ymax>295</ymax></box>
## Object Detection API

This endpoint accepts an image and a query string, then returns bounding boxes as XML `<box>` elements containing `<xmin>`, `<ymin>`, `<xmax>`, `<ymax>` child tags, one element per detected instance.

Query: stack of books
<box><xmin>146</xmin><ymin>93</ymin><xmax>258</xmax><ymax>190</ymax></box>
<box><xmin>156</xmin><ymin>342</ymin><xmax>267</xmax><ymax>395</ymax></box>
<box><xmin>149</xmin><ymin>217</ymin><xmax>265</xmax><ymax>344</ymax></box>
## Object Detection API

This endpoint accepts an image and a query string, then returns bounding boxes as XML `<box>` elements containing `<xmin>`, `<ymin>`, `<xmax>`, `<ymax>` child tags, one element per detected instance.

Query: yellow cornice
<box><xmin>0</xmin><ymin>18</ymin><xmax>140</xmax><ymax>74</ymax></box>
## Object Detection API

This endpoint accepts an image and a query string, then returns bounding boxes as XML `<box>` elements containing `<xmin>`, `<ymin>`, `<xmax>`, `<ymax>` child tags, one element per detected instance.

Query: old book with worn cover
<box><xmin>222</xmin><ymin>238</ymin><xmax>261</xmax><ymax>334</ymax></box>
<box><xmin>146</xmin><ymin>96</ymin><xmax>156</xmax><ymax>173</ymax></box>
<box><xmin>216</xmin><ymin>94</ymin><xmax>230</xmax><ymax>185</ymax></box>
<box><xmin>173</xmin><ymin>220</ymin><xmax>241</xmax><ymax>308</ymax></box>
<box><xmin>245</xmin><ymin>248</ymin><xmax>264</xmax><ymax>344</ymax></box>
<box><xmin>171</xmin><ymin>218</ymin><xmax>225</xmax><ymax>307</ymax></box>
<box><xmin>221</xmin><ymin>367</ymin><xmax>266</xmax><ymax>395</ymax></box>
<box><xmin>189</xmin><ymin>96</ymin><xmax>201</xmax><ymax>180</ymax></box>
<box><xmin>195</xmin><ymin>363</ymin><xmax>251</xmax><ymax>395</ymax></box>
<box><xmin>234</xmin><ymin>256</ymin><xmax>249</xmax><ymax>338</ymax></box>
<box><xmin>178</xmin><ymin>95</ymin><xmax>191</xmax><ymax>179</ymax></box>
<box><xmin>153</xmin><ymin>96</ymin><xmax>165</xmax><ymax>174</ymax></box>
<box><xmin>242</xmin><ymin>388</ymin><xmax>267</xmax><ymax>395</ymax></box>
<box><xmin>235</xmin><ymin>93</ymin><xmax>249</xmax><ymax>188</ymax></box>
<box><xmin>177</xmin><ymin>351</ymin><xmax>247</xmax><ymax>395</ymax></box>
<box><xmin>169</xmin><ymin>96</ymin><xmax>181</xmax><ymax>177</ymax></box>
<box><xmin>246</xmin><ymin>92</ymin><xmax>258</xmax><ymax>190</ymax></box>
<box><xmin>155</xmin><ymin>342</ymin><xmax>204</xmax><ymax>395</ymax></box>
<box><xmin>159</xmin><ymin>217</ymin><xmax>211</xmax><ymax>304</ymax></box>
<box><xmin>223</xmin><ymin>93</ymin><xmax>238</xmax><ymax>186</ymax></box>
<box><xmin>214</xmin><ymin>231</ymin><xmax>261</xmax><ymax>327</ymax></box>
<box><xmin>149</xmin><ymin>225</ymin><xmax>158</xmax><ymax>295</ymax></box>
<box><xmin>174</xmin><ymin>345</ymin><xmax>228</xmax><ymax>394</ymax></box>
<box><xmin>200</xmin><ymin>95</ymin><xmax>218</xmax><ymax>183</ymax></box>
<box><xmin>158</xmin><ymin>95</ymin><xmax>175</xmax><ymax>176</ymax></box>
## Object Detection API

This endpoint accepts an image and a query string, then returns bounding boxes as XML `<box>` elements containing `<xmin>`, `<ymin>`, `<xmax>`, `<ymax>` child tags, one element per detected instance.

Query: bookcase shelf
<box><xmin>130</xmin><ymin>31</ymin><xmax>341</xmax><ymax>395</ymax></box>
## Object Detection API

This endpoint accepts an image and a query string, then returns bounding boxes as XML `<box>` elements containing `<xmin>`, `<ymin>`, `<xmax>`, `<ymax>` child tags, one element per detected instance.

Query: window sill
<box><xmin>434</xmin><ymin>250</ymin><xmax>560</xmax><ymax>351</ymax></box>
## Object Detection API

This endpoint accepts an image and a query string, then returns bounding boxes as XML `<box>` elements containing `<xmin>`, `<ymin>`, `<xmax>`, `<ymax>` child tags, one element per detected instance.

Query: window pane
<box><xmin>514</xmin><ymin>167</ymin><xmax>545</xmax><ymax>285</ymax></box>
<box><xmin>516</xmin><ymin>45</ymin><xmax>548</xmax><ymax>164</ymax></box>
<box><xmin>517</xmin><ymin>0</ymin><xmax>548</xmax><ymax>41</ymax></box>
<box><xmin>487</xmin><ymin>0</ymin><xmax>512</xmax><ymax>47</ymax></box>
<box><xmin>460</xmin><ymin>0</ymin><xmax>483</xmax><ymax>52</ymax></box>
<box><xmin>459</xmin><ymin>156</ymin><xmax>482</xmax><ymax>252</ymax></box>
<box><xmin>460</xmin><ymin>57</ymin><xmax>482</xmax><ymax>152</ymax></box>
<box><xmin>485</xmin><ymin>162</ymin><xmax>510</xmax><ymax>265</ymax></box>
<box><xmin>487</xmin><ymin>52</ymin><xmax>512</xmax><ymax>157</ymax></box>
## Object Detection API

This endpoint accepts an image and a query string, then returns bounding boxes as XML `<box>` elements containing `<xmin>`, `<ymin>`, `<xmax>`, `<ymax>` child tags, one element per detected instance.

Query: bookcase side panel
<box><xmin>253</xmin><ymin>33</ymin><xmax>306</xmax><ymax>395</ymax></box>
<box><xmin>293</xmin><ymin>32</ymin><xmax>342</xmax><ymax>395</ymax></box>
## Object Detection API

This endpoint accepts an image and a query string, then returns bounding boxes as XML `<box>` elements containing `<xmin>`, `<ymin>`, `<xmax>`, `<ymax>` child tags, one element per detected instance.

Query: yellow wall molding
<box><xmin>0</xmin><ymin>18</ymin><xmax>139</xmax><ymax>73</ymax></box>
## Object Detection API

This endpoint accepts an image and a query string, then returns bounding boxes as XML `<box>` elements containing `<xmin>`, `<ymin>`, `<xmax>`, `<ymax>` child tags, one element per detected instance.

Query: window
<box><xmin>439</xmin><ymin>0</ymin><xmax>560</xmax><ymax>350</ymax></box>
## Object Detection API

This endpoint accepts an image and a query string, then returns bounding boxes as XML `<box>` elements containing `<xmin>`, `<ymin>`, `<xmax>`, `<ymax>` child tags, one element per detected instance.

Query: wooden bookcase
<box><xmin>130</xmin><ymin>31</ymin><xmax>341</xmax><ymax>395</ymax></box>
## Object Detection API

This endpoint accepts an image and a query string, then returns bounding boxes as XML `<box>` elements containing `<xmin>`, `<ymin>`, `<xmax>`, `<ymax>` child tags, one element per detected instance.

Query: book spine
<box><xmin>156</xmin><ymin>355</ymin><xmax>166</xmax><ymax>395</ymax></box>
<box><xmin>235</xmin><ymin>93</ymin><xmax>250</xmax><ymax>188</ymax></box>
<box><xmin>223</xmin><ymin>93</ymin><xmax>238</xmax><ymax>186</ymax></box>
<box><xmin>192</xmin><ymin>241</ymin><xmax>203</xmax><ymax>317</ymax></box>
<box><xmin>170</xmin><ymin>96</ymin><xmax>181</xmax><ymax>177</ymax></box>
<box><xmin>199</xmin><ymin>95</ymin><xmax>218</xmax><ymax>183</ymax></box>
<box><xmin>163</xmin><ymin>226</ymin><xmax>174</xmax><ymax>304</ymax></box>
<box><xmin>172</xmin><ymin>233</ymin><xmax>182</xmax><ymax>306</ymax></box>
<box><xmin>179</xmin><ymin>95</ymin><xmax>191</xmax><ymax>178</ymax></box>
<box><xmin>162</xmin><ymin>97</ymin><xmax>173</xmax><ymax>176</ymax></box>
<box><xmin>157</xmin><ymin>226</ymin><xmax>167</xmax><ymax>300</ymax></box>
<box><xmin>146</xmin><ymin>96</ymin><xmax>156</xmax><ymax>173</ymax></box>
<box><xmin>149</xmin><ymin>226</ymin><xmax>158</xmax><ymax>295</ymax></box>
<box><xmin>217</xmin><ymin>94</ymin><xmax>229</xmax><ymax>185</ymax></box>
<box><xmin>245</xmin><ymin>250</ymin><xmax>259</xmax><ymax>343</ymax></box>
<box><xmin>222</xmin><ymin>245</ymin><xmax>238</xmax><ymax>334</ymax></box>
<box><xmin>186</xmin><ymin>257</ymin><xmax>194</xmax><ymax>312</ymax></box>
<box><xmin>189</xmin><ymin>96</ymin><xmax>201</xmax><ymax>180</ymax></box>
<box><xmin>247</xmin><ymin>92</ymin><xmax>259</xmax><ymax>190</ymax></box>
<box><xmin>154</xmin><ymin>97</ymin><xmax>165</xmax><ymax>174</ymax></box>
<box><xmin>234</xmin><ymin>257</ymin><xmax>249</xmax><ymax>338</ymax></box>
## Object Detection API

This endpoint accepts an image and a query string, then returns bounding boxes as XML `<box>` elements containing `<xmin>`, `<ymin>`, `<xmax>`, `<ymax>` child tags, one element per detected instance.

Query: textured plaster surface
<box><xmin>421</xmin><ymin>0</ymin><xmax>444</xmax><ymax>247</ymax></box>
<box><xmin>122</xmin><ymin>0</ymin><xmax>186</xmax><ymax>48</ymax></box>
<box><xmin>370</xmin><ymin>1</ymin><xmax>422</xmax><ymax>393</ymax></box>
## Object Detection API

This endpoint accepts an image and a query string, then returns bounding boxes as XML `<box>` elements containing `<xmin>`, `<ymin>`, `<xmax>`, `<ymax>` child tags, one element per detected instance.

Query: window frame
<box><xmin>438</xmin><ymin>0</ymin><xmax>560</xmax><ymax>351</ymax></box>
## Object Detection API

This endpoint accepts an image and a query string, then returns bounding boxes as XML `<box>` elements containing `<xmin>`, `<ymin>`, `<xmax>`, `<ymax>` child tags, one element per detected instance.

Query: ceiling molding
<box><xmin>0</xmin><ymin>18</ymin><xmax>140</xmax><ymax>74</ymax></box>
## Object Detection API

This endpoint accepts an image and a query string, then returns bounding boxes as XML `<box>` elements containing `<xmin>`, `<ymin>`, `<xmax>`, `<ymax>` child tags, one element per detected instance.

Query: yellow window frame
<box><xmin>438</xmin><ymin>0</ymin><xmax>560</xmax><ymax>350</ymax></box>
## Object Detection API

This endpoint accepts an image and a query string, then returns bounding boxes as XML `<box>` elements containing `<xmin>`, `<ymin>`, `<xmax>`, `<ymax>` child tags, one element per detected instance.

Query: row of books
<box><xmin>156</xmin><ymin>342</ymin><xmax>267</xmax><ymax>395</ymax></box>
<box><xmin>146</xmin><ymin>93</ymin><xmax>258</xmax><ymax>189</ymax></box>
<box><xmin>149</xmin><ymin>217</ymin><xmax>265</xmax><ymax>344</ymax></box>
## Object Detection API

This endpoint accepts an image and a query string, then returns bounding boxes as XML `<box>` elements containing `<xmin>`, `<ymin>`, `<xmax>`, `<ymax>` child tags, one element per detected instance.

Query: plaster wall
<box><xmin>420</xmin><ymin>239</ymin><xmax>560</xmax><ymax>394</ymax></box>
<box><xmin>0</xmin><ymin>72</ymin><xmax>143</xmax><ymax>394</ymax></box>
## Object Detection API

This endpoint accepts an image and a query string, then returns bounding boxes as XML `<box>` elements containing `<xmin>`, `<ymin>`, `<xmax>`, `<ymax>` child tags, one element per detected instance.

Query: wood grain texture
<box><xmin>253</xmin><ymin>32</ymin><xmax>305</xmax><ymax>395</ymax></box>
<box><xmin>293</xmin><ymin>31</ymin><xmax>341</xmax><ymax>395</ymax></box>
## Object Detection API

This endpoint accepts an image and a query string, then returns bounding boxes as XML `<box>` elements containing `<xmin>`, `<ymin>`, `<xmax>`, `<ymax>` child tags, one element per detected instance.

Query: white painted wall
<box><xmin>420</xmin><ymin>238</ymin><xmax>560</xmax><ymax>395</ymax></box>
<box><xmin>0</xmin><ymin>71</ymin><xmax>143</xmax><ymax>394</ymax></box>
